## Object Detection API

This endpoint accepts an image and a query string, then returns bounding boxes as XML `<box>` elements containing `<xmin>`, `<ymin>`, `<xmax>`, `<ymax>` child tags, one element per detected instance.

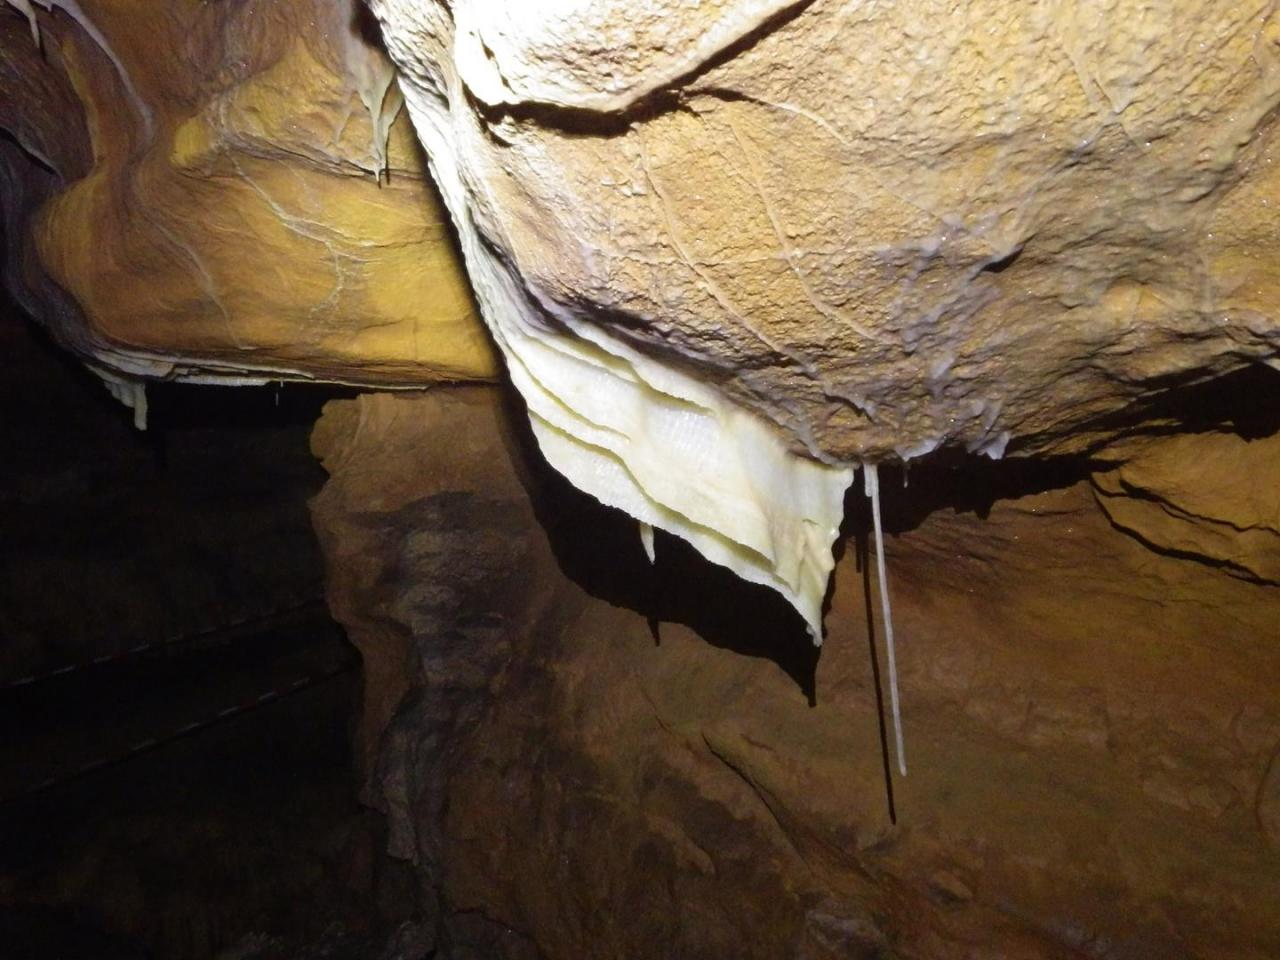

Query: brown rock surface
<box><xmin>10</xmin><ymin>0</ymin><xmax>1280</xmax><ymax>640</ymax></box>
<box><xmin>310</xmin><ymin>388</ymin><xmax>1280</xmax><ymax>960</ymax></box>
<box><xmin>1</xmin><ymin>0</ymin><xmax>496</xmax><ymax>384</ymax></box>
<box><xmin>372</xmin><ymin>0</ymin><xmax>1280</xmax><ymax>461</ymax></box>
<box><xmin>1094</xmin><ymin>429</ymin><xmax>1280</xmax><ymax>583</ymax></box>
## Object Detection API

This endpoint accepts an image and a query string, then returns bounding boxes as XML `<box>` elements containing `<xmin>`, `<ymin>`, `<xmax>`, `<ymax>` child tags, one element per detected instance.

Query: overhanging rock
<box><xmin>369</xmin><ymin>0</ymin><xmax>1280</xmax><ymax>630</ymax></box>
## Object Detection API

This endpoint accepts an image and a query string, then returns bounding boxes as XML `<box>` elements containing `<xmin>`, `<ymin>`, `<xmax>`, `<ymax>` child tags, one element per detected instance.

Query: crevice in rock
<box><xmin>464</xmin><ymin>0</ymin><xmax>818</xmax><ymax>134</ymax></box>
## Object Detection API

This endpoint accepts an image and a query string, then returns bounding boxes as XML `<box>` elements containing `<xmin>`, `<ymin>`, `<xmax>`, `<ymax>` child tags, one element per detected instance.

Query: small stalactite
<box><xmin>864</xmin><ymin>463</ymin><xmax>906</xmax><ymax>777</ymax></box>
<box><xmin>7</xmin><ymin>0</ymin><xmax>156</xmax><ymax>140</ymax></box>
<box><xmin>638</xmin><ymin>520</ymin><xmax>656</xmax><ymax>564</ymax></box>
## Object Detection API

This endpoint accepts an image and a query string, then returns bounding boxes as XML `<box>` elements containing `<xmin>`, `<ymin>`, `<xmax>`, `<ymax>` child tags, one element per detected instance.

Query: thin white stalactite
<box><xmin>639</xmin><ymin>521</ymin><xmax>656</xmax><ymax>564</ymax></box>
<box><xmin>865</xmin><ymin>463</ymin><xmax>906</xmax><ymax>777</ymax></box>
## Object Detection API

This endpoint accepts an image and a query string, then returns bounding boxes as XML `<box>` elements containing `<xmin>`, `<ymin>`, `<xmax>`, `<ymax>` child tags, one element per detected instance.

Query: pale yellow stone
<box><xmin>4</xmin><ymin>0</ymin><xmax>497</xmax><ymax>384</ymax></box>
<box><xmin>373</xmin><ymin>0</ymin><xmax>1280</xmax><ymax>460</ymax></box>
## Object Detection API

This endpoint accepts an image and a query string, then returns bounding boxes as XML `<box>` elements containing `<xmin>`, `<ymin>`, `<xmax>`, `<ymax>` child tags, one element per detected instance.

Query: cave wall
<box><xmin>4</xmin><ymin>3</ymin><xmax>1280</xmax><ymax>956</ymax></box>
<box><xmin>310</xmin><ymin>387</ymin><xmax>1280</xmax><ymax>960</ymax></box>
<box><xmin>361</xmin><ymin>0</ymin><xmax>1280</xmax><ymax>631</ymax></box>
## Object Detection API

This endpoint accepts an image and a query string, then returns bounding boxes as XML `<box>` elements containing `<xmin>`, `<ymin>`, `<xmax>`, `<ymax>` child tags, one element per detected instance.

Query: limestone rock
<box><xmin>0</xmin><ymin>0</ymin><xmax>497</xmax><ymax>385</ymax></box>
<box><xmin>1094</xmin><ymin>430</ymin><xmax>1280</xmax><ymax>582</ymax></box>
<box><xmin>371</xmin><ymin>0</ymin><xmax>1280</xmax><ymax>464</ymax></box>
<box><xmin>310</xmin><ymin>388</ymin><xmax>1280</xmax><ymax>960</ymax></box>
<box><xmin>366</xmin><ymin>0</ymin><xmax>1280</xmax><ymax>633</ymax></box>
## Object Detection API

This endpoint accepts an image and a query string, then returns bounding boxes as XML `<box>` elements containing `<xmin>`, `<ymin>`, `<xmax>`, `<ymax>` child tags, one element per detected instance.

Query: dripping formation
<box><xmin>370</xmin><ymin>0</ymin><xmax>855</xmax><ymax>643</ymax></box>
<box><xmin>6</xmin><ymin>0</ymin><xmax>155</xmax><ymax>139</ymax></box>
<box><xmin>363</xmin><ymin>0</ymin><xmax>911</xmax><ymax>772</ymax></box>
<box><xmin>865</xmin><ymin>463</ymin><xmax>906</xmax><ymax>777</ymax></box>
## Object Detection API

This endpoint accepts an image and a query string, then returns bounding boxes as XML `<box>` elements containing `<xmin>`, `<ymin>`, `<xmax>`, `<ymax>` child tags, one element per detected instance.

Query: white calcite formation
<box><xmin>370</xmin><ymin>0</ymin><xmax>863</xmax><ymax>639</ymax></box>
<box><xmin>368</xmin><ymin>0</ymin><xmax>1280</xmax><ymax>633</ymax></box>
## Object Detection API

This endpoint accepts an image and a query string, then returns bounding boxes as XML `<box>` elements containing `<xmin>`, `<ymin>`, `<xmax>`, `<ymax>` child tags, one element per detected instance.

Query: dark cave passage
<box><xmin>0</xmin><ymin>299</ymin><xmax>418</xmax><ymax>960</ymax></box>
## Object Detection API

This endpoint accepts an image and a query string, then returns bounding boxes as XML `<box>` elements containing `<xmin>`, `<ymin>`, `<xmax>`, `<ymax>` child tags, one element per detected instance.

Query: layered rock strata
<box><xmin>311</xmin><ymin>387</ymin><xmax>1280</xmax><ymax>960</ymax></box>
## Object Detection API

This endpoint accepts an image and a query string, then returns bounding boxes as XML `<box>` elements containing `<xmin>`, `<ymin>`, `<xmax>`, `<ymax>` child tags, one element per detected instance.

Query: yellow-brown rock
<box><xmin>1</xmin><ymin>0</ymin><xmax>497</xmax><ymax>385</ymax></box>
<box><xmin>1094</xmin><ymin>429</ymin><xmax>1280</xmax><ymax>583</ymax></box>
<box><xmin>371</xmin><ymin>0</ymin><xmax>1280</xmax><ymax>460</ymax></box>
<box><xmin>310</xmin><ymin>387</ymin><xmax>1280</xmax><ymax>960</ymax></box>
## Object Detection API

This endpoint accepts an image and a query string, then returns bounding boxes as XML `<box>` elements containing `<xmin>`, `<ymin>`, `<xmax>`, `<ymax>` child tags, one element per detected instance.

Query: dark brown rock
<box><xmin>1093</xmin><ymin>430</ymin><xmax>1280</xmax><ymax>583</ymax></box>
<box><xmin>310</xmin><ymin>388</ymin><xmax>1280</xmax><ymax>959</ymax></box>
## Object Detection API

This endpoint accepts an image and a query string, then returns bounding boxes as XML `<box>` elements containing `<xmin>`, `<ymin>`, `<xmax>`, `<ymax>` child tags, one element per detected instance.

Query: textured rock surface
<box><xmin>1094</xmin><ymin>430</ymin><xmax>1280</xmax><ymax>583</ymax></box>
<box><xmin>362</xmin><ymin>0</ymin><xmax>1280</xmax><ymax>631</ymax></box>
<box><xmin>1</xmin><ymin>0</ymin><xmax>496</xmax><ymax>385</ymax></box>
<box><xmin>311</xmin><ymin>388</ymin><xmax>1280</xmax><ymax>960</ymax></box>
<box><xmin>371</xmin><ymin>0</ymin><xmax>1280</xmax><ymax>462</ymax></box>
<box><xmin>11</xmin><ymin>0</ymin><xmax>1280</xmax><ymax>632</ymax></box>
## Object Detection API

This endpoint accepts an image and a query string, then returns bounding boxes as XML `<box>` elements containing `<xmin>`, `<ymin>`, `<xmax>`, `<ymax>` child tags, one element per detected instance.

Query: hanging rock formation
<box><xmin>369</xmin><ymin>0</ymin><xmax>1280</xmax><ymax>460</ymax></box>
<box><xmin>4</xmin><ymin>3</ymin><xmax>1280</xmax><ymax>955</ymax></box>
<box><xmin>7</xmin><ymin>0</ymin><xmax>1280</xmax><ymax>630</ymax></box>
<box><xmin>1</xmin><ymin>0</ymin><xmax>496</xmax><ymax>385</ymax></box>
<box><xmin>365</xmin><ymin>0</ymin><xmax>1280</xmax><ymax>625</ymax></box>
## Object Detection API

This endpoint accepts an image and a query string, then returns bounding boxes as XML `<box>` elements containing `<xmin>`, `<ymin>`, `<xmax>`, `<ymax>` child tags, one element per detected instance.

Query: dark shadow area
<box><xmin>470</xmin><ymin>0</ymin><xmax>819</xmax><ymax>137</ymax></box>
<box><xmin>1080</xmin><ymin>361</ymin><xmax>1280</xmax><ymax>444</ymax></box>
<box><xmin>0</xmin><ymin>126</ymin><xmax>58</xmax><ymax>177</ymax></box>
<box><xmin>0</xmin><ymin>667</ymin><xmax>402</xmax><ymax>959</ymax></box>
<box><xmin>493</xmin><ymin>353</ymin><xmax>1280</xmax><ymax>712</ymax></box>
<box><xmin>497</xmin><ymin>392</ymin><xmax>821</xmax><ymax>705</ymax></box>
<box><xmin>350</xmin><ymin>0</ymin><xmax>384</xmax><ymax>48</ymax></box>
<box><xmin>838</xmin><ymin>362</ymin><xmax>1280</xmax><ymax>542</ymax></box>
<box><xmin>869</xmin><ymin>453</ymin><xmax>1093</xmax><ymax>537</ymax></box>
<box><xmin>147</xmin><ymin>376</ymin><xmax>361</xmax><ymax>432</ymax></box>
<box><xmin>0</xmin><ymin>294</ymin><xmax>417</xmax><ymax>959</ymax></box>
<box><xmin>977</xmin><ymin>244</ymin><xmax>1023</xmax><ymax>274</ymax></box>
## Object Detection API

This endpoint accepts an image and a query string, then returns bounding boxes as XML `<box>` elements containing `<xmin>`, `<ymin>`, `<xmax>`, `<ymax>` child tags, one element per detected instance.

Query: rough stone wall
<box><xmin>371</xmin><ymin>0</ymin><xmax>1280</xmax><ymax>460</ymax></box>
<box><xmin>310</xmin><ymin>387</ymin><xmax>1280</xmax><ymax>960</ymax></box>
<box><xmin>1094</xmin><ymin>429</ymin><xmax>1280</xmax><ymax>583</ymax></box>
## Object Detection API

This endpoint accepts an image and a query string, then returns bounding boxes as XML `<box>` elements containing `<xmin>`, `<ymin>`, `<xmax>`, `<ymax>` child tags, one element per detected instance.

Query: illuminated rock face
<box><xmin>7</xmin><ymin>0</ymin><xmax>1280</xmax><ymax>629</ymax></box>
<box><xmin>1</xmin><ymin>0</ymin><xmax>497</xmax><ymax>385</ymax></box>
<box><xmin>370</xmin><ymin>0</ymin><xmax>1280</xmax><ymax>461</ymax></box>
<box><xmin>366</xmin><ymin>0</ymin><xmax>1280</xmax><ymax>635</ymax></box>
<box><xmin>1094</xmin><ymin>428</ymin><xmax>1280</xmax><ymax>584</ymax></box>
